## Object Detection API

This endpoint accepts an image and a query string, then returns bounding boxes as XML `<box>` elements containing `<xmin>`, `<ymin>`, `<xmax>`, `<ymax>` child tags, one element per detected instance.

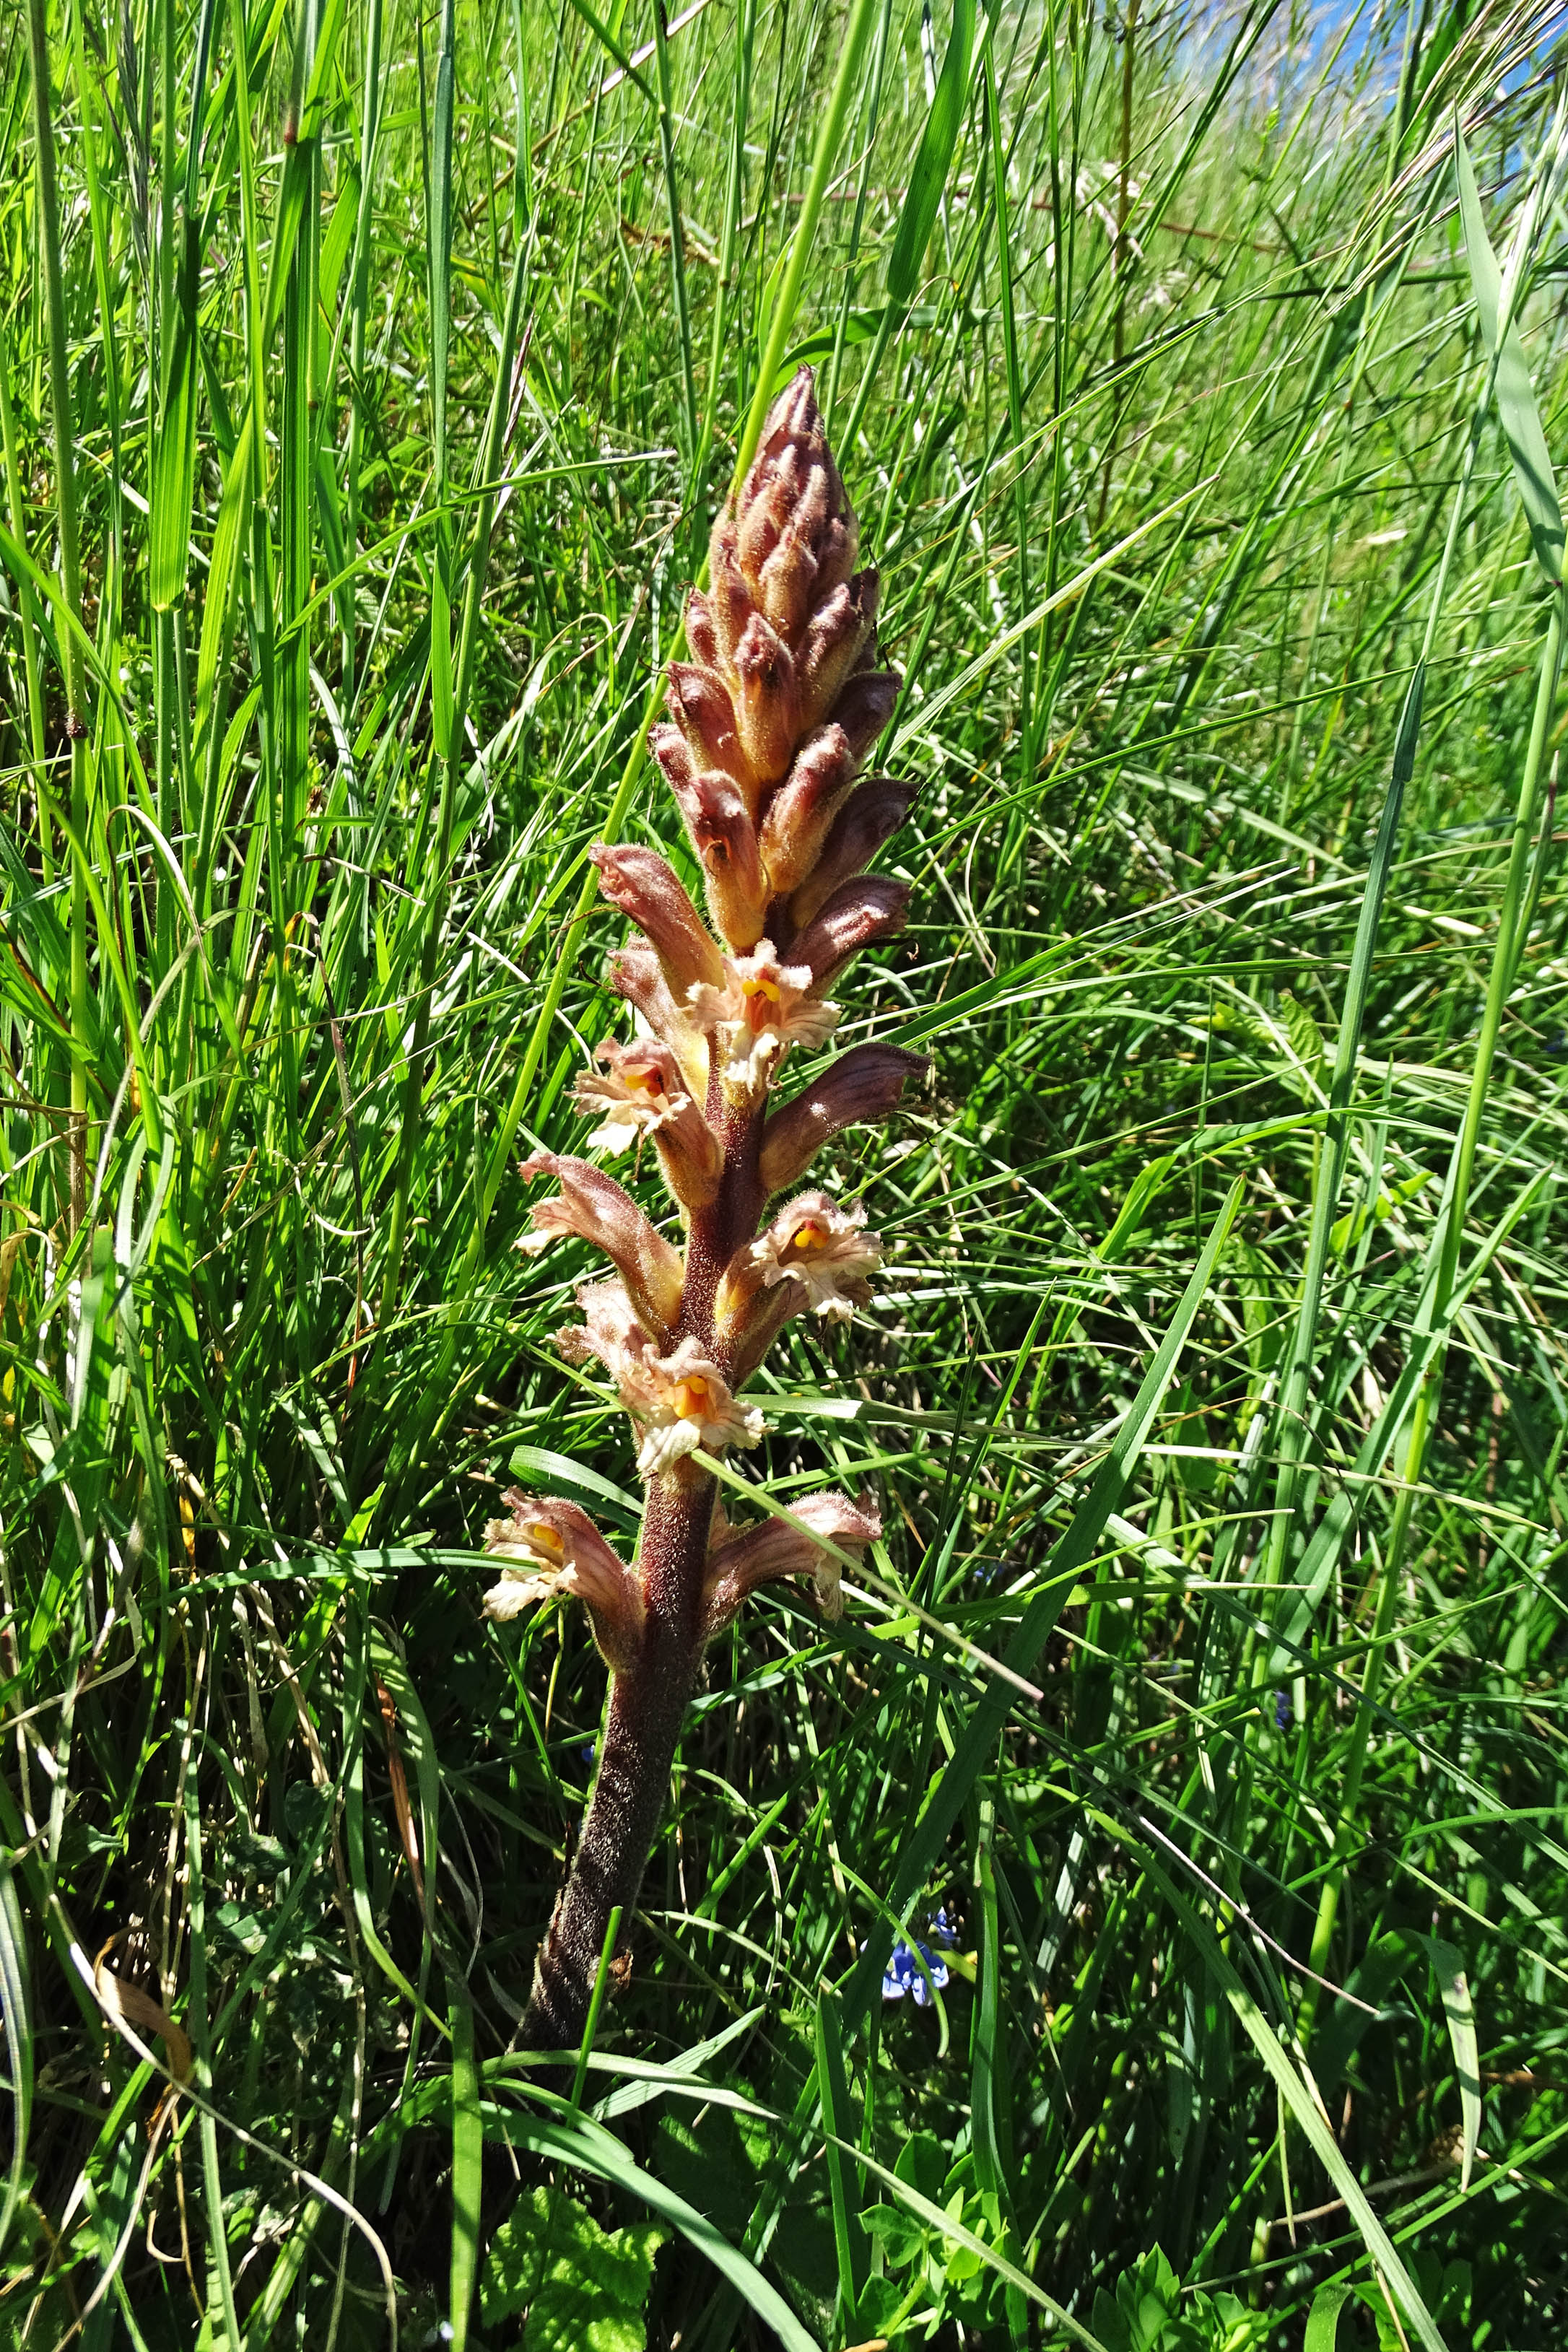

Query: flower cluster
<box><xmin>483</xmin><ymin>368</ymin><xmax>929</xmax><ymax>2044</ymax></box>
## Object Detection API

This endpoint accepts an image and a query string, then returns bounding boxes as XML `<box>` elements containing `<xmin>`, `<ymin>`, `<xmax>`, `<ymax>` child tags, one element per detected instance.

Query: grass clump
<box><xmin>2</xmin><ymin>1</ymin><xmax>1567</xmax><ymax>2347</ymax></box>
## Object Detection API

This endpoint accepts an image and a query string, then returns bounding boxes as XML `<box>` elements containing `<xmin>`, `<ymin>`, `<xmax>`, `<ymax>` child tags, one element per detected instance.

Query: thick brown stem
<box><xmin>522</xmin><ymin>1467</ymin><xmax>714</xmax><ymax>2048</ymax></box>
<box><xmin>683</xmin><ymin>1095</ymin><xmax>765</xmax><ymax>1364</ymax></box>
<box><xmin>523</xmin><ymin>1102</ymin><xmax>766</xmax><ymax>2047</ymax></box>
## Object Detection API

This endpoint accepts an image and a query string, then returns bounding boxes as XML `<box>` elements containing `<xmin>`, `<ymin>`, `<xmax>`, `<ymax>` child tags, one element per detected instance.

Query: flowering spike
<box><xmin>494</xmin><ymin>366</ymin><xmax>931</xmax><ymax>2049</ymax></box>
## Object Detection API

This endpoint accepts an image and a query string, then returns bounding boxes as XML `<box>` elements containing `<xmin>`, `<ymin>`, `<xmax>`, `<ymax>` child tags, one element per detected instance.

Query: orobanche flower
<box><xmin>745</xmin><ymin>1191</ymin><xmax>881</xmax><ymax>1320</ymax></box>
<box><xmin>701</xmin><ymin>1491</ymin><xmax>882</xmax><ymax>1635</ymax></box>
<box><xmin>487</xmin><ymin>367</ymin><xmax>930</xmax><ymax>2051</ymax></box>
<box><xmin>555</xmin><ymin>1278</ymin><xmax>654</xmax><ymax>1382</ymax></box>
<box><xmin>482</xmin><ymin>1494</ymin><xmax>645</xmax><ymax>1673</ymax></box>
<box><xmin>572</xmin><ymin>1040</ymin><xmax>723</xmax><ymax>1207</ymax></box>
<box><xmin>619</xmin><ymin>1337</ymin><xmax>765</xmax><ymax>1476</ymax></box>
<box><xmin>687</xmin><ymin>939</ymin><xmax>840</xmax><ymax>1094</ymax></box>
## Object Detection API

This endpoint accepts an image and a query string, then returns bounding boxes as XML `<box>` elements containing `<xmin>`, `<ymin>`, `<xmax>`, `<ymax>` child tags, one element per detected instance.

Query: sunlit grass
<box><xmin>2</xmin><ymin>0</ymin><xmax>1566</xmax><ymax>2346</ymax></box>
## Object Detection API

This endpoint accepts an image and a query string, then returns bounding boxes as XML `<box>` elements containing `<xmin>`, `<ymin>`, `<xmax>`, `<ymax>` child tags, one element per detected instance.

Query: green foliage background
<box><xmin>1</xmin><ymin>0</ymin><xmax>1566</xmax><ymax>2345</ymax></box>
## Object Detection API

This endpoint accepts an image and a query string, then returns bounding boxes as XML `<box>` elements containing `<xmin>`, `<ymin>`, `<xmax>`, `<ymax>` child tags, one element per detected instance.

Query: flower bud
<box><xmin>685</xmin><ymin>588</ymin><xmax>721</xmax><ymax>668</ymax></box>
<box><xmin>788</xmin><ymin>778</ymin><xmax>918</xmax><ymax>933</ymax></box>
<box><xmin>794</xmin><ymin>875</ymin><xmax>910</xmax><ymax>993</ymax></box>
<box><xmin>757</xmin><ymin>724</ymin><xmax>858</xmax><ymax>900</ymax></box>
<box><xmin>736</xmin><ymin>371</ymin><xmax>850</xmax><ymax>581</ymax></box>
<box><xmin>710</xmin><ymin>526</ymin><xmax>757</xmax><ymax>664</ymax></box>
<box><xmin>700</xmin><ymin>1489</ymin><xmax>881</xmax><ymax>1636</ymax></box>
<box><xmin>649</xmin><ymin>724</ymin><xmax>767</xmax><ymax>950</ymax></box>
<box><xmin>759</xmin><ymin>1042</ymin><xmax>928</xmax><ymax>1193</ymax></box>
<box><xmin>796</xmin><ymin>571</ymin><xmax>878</xmax><ymax>735</ymax></box>
<box><xmin>665</xmin><ymin>663</ymin><xmax>753</xmax><ymax>799</ymax></box>
<box><xmin>590</xmin><ymin>843</ymin><xmax>726</xmax><ymax>1000</ymax></box>
<box><xmin>516</xmin><ymin>1152</ymin><xmax>685</xmax><ymax>1338</ymax></box>
<box><xmin>731</xmin><ymin>611</ymin><xmax>798</xmax><ymax>783</ymax></box>
<box><xmin>832</xmin><ymin>666</ymin><xmax>900</xmax><ymax>765</ymax></box>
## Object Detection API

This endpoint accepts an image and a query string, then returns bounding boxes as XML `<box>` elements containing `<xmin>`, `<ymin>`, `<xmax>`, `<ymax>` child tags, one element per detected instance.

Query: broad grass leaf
<box><xmin>1455</xmin><ymin>127</ymin><xmax>1564</xmax><ymax>590</ymax></box>
<box><xmin>886</xmin><ymin>0</ymin><xmax>976</xmax><ymax>310</ymax></box>
<box><xmin>150</xmin><ymin>227</ymin><xmax>199</xmax><ymax>612</ymax></box>
<box><xmin>1305</xmin><ymin>2284</ymin><xmax>1355</xmax><ymax>2352</ymax></box>
<box><xmin>0</xmin><ymin>1859</ymin><xmax>32</xmax><ymax>2261</ymax></box>
<box><xmin>1419</xmin><ymin>1936</ymin><xmax>1481</xmax><ymax>2190</ymax></box>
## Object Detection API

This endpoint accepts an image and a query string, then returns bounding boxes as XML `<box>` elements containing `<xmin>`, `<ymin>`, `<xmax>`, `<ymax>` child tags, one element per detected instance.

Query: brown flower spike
<box><xmin>487</xmin><ymin>369</ymin><xmax>928</xmax><ymax>2047</ymax></box>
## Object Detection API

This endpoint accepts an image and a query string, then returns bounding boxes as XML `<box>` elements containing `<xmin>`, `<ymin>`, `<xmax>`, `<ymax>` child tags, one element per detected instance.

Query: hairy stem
<box><xmin>523</xmin><ymin>1470</ymin><xmax>713</xmax><ymax>2047</ymax></box>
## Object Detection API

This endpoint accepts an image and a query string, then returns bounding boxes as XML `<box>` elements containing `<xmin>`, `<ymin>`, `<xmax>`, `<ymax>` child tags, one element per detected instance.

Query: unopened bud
<box><xmin>788</xmin><ymin>777</ymin><xmax>918</xmax><ymax>932</ymax></box>
<box><xmin>793</xmin><ymin>875</ymin><xmax>910</xmax><ymax>992</ymax></box>
<box><xmin>731</xmin><ymin>611</ymin><xmax>798</xmax><ymax>783</ymax></box>
<box><xmin>797</xmin><ymin>572</ymin><xmax>879</xmax><ymax>736</ymax></box>
<box><xmin>666</xmin><ymin>664</ymin><xmax>752</xmax><ymax>796</ymax></box>
<box><xmin>685</xmin><ymin>588</ymin><xmax>721</xmax><ymax>667</ymax></box>
<box><xmin>758</xmin><ymin>725</ymin><xmax>857</xmax><ymax>900</ymax></box>
<box><xmin>759</xmin><ymin>1043</ymin><xmax>928</xmax><ymax>1194</ymax></box>
<box><xmin>591</xmin><ymin>843</ymin><xmax>726</xmax><ymax>998</ymax></box>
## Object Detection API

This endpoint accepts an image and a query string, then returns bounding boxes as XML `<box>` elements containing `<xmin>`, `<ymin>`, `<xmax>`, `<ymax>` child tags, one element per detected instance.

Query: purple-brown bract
<box><xmin>485</xmin><ymin>367</ymin><xmax>928</xmax><ymax>2048</ymax></box>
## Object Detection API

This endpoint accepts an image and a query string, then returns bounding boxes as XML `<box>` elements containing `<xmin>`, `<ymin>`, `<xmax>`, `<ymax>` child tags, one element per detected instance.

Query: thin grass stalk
<box><xmin>0</xmin><ymin>326</ymin><xmax>51</xmax><ymax>878</ymax></box>
<box><xmin>27</xmin><ymin>0</ymin><xmax>91</xmax><ymax>1237</ymax></box>
<box><xmin>343</xmin><ymin>0</ymin><xmax>386</xmax><ymax>703</ymax></box>
<box><xmin>821</xmin><ymin>0</ymin><xmax>894</xmax><ymax>432</ymax></box>
<box><xmin>373</xmin><ymin>0</ymin><xmax>457</xmax><ymax>1356</ymax></box>
<box><xmin>685</xmin><ymin>0</ymin><xmax>757</xmax><ymax>553</ymax></box>
<box><xmin>222</xmin><ymin>0</ymin><xmax>280</xmax><ymax>1062</ymax></box>
<box><xmin>650</xmin><ymin>0</ymin><xmax>697</xmax><ymax>470</ymax></box>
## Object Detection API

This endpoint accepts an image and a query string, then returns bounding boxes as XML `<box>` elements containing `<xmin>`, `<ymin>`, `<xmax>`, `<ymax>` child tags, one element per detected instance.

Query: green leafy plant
<box><xmin>479</xmin><ymin>2183</ymin><xmax>664</xmax><ymax>2349</ymax></box>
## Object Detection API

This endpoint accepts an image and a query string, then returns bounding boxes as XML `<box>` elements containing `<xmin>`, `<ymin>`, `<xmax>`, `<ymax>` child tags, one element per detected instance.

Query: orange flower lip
<box><xmin>527</xmin><ymin>1522</ymin><xmax>566</xmax><ymax>1558</ymax></box>
<box><xmin>741</xmin><ymin>975</ymin><xmax>782</xmax><ymax>1030</ymax></box>
<box><xmin>674</xmin><ymin>1375</ymin><xmax>712</xmax><ymax>1419</ymax></box>
<box><xmin>624</xmin><ymin>1066</ymin><xmax>666</xmax><ymax>1097</ymax></box>
<box><xmin>789</xmin><ymin>1219</ymin><xmax>829</xmax><ymax>1252</ymax></box>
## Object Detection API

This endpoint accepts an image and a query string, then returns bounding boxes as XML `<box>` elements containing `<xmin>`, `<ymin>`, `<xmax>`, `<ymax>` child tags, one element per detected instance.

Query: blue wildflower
<box><xmin>879</xmin><ymin>1909</ymin><xmax>949</xmax><ymax>2003</ymax></box>
<box><xmin>1273</xmin><ymin>1691</ymin><xmax>1292</xmax><ymax>1732</ymax></box>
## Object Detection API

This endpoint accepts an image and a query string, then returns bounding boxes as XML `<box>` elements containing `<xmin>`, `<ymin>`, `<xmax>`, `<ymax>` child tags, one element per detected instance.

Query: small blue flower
<box><xmin>580</xmin><ymin>1738</ymin><xmax>596</xmax><ymax>1764</ymax></box>
<box><xmin>930</xmin><ymin>1905</ymin><xmax>957</xmax><ymax>1948</ymax></box>
<box><xmin>1273</xmin><ymin>1691</ymin><xmax>1292</xmax><ymax>1732</ymax></box>
<box><xmin>880</xmin><ymin>1938</ymin><xmax>950</xmax><ymax>2007</ymax></box>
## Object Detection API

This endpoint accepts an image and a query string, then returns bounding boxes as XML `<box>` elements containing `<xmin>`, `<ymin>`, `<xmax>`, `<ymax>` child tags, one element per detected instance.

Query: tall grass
<box><xmin>2</xmin><ymin>1</ymin><xmax>1567</xmax><ymax>2346</ymax></box>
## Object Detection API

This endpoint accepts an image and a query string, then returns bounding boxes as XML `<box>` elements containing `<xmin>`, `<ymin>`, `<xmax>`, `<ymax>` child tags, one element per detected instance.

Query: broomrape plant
<box><xmin>482</xmin><ymin>369</ymin><xmax>927</xmax><ymax>2047</ymax></box>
